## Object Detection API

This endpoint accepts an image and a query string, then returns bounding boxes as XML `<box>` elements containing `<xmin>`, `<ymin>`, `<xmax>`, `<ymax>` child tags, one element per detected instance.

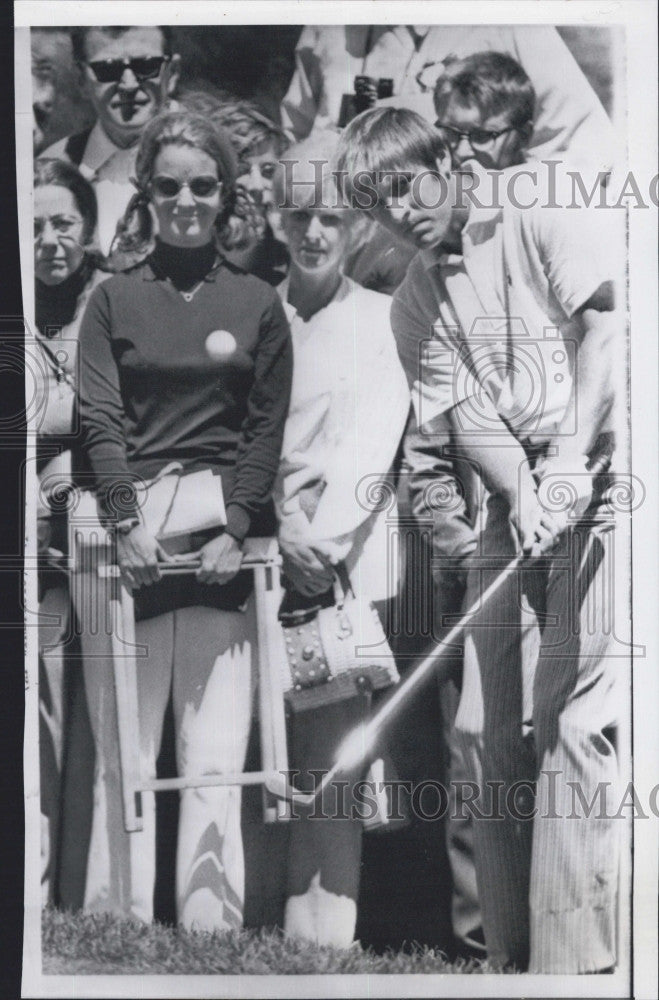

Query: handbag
<box><xmin>73</xmin><ymin>463</ymin><xmax>227</xmax><ymax>555</ymax></box>
<box><xmin>279</xmin><ymin>567</ymin><xmax>399</xmax><ymax>713</ymax></box>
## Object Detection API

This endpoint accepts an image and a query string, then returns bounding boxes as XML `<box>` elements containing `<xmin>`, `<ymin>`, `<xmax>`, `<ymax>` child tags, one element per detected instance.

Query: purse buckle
<box><xmin>279</xmin><ymin>605</ymin><xmax>323</xmax><ymax>628</ymax></box>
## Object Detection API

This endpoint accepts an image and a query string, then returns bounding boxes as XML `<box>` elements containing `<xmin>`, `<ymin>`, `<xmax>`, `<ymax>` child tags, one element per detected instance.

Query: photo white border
<box><xmin>16</xmin><ymin>2</ymin><xmax>658</xmax><ymax>998</ymax></box>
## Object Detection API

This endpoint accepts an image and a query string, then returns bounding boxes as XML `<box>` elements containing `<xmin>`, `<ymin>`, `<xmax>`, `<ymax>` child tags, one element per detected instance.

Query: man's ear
<box><xmin>434</xmin><ymin>149</ymin><xmax>452</xmax><ymax>178</ymax></box>
<box><xmin>519</xmin><ymin>121</ymin><xmax>533</xmax><ymax>149</ymax></box>
<box><xmin>166</xmin><ymin>54</ymin><xmax>181</xmax><ymax>97</ymax></box>
<box><xmin>77</xmin><ymin>61</ymin><xmax>91</xmax><ymax>98</ymax></box>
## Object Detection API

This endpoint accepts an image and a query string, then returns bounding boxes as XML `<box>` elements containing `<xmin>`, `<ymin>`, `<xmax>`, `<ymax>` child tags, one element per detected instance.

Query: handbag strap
<box><xmin>332</xmin><ymin>563</ymin><xmax>354</xmax><ymax>607</ymax></box>
<box><xmin>151</xmin><ymin>461</ymin><xmax>184</xmax><ymax>484</ymax></box>
<box><xmin>146</xmin><ymin>462</ymin><xmax>184</xmax><ymax>537</ymax></box>
<box><xmin>35</xmin><ymin>332</ymin><xmax>75</xmax><ymax>390</ymax></box>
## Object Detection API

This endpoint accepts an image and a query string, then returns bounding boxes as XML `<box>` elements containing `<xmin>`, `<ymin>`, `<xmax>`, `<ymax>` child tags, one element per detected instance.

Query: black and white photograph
<box><xmin>14</xmin><ymin>1</ymin><xmax>658</xmax><ymax>997</ymax></box>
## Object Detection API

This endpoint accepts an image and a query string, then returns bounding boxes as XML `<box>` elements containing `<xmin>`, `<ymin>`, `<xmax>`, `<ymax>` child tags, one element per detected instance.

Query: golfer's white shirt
<box><xmin>43</xmin><ymin>122</ymin><xmax>138</xmax><ymax>255</ymax></box>
<box><xmin>275</xmin><ymin>274</ymin><xmax>410</xmax><ymax>601</ymax></box>
<box><xmin>391</xmin><ymin>163</ymin><xmax>623</xmax><ymax>445</ymax></box>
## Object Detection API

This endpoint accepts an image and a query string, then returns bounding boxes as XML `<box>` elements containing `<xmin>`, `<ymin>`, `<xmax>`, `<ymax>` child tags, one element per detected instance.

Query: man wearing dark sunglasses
<box><xmin>40</xmin><ymin>26</ymin><xmax>180</xmax><ymax>253</ymax></box>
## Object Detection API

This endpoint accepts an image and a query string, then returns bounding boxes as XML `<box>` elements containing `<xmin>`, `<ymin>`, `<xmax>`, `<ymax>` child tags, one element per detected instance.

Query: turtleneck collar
<box><xmin>35</xmin><ymin>255</ymin><xmax>94</xmax><ymax>336</ymax></box>
<box><xmin>150</xmin><ymin>239</ymin><xmax>219</xmax><ymax>291</ymax></box>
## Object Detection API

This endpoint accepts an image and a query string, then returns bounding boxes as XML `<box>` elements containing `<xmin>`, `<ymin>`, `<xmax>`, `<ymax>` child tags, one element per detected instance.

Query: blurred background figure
<box><xmin>432</xmin><ymin>51</ymin><xmax>534</xmax><ymax>170</ymax></box>
<box><xmin>281</xmin><ymin>25</ymin><xmax>617</xmax><ymax>174</ymax></box>
<box><xmin>33</xmin><ymin>158</ymin><xmax>108</xmax><ymax>909</ymax></box>
<box><xmin>40</xmin><ymin>26</ymin><xmax>180</xmax><ymax>254</ymax></box>
<box><xmin>31</xmin><ymin>29</ymin><xmax>69</xmax><ymax>153</ymax></box>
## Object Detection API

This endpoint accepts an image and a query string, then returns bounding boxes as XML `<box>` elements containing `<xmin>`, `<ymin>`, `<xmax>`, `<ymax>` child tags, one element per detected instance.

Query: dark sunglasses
<box><xmin>85</xmin><ymin>55</ymin><xmax>169</xmax><ymax>84</ymax></box>
<box><xmin>150</xmin><ymin>175</ymin><xmax>221</xmax><ymax>199</ymax></box>
<box><xmin>435</xmin><ymin>122</ymin><xmax>524</xmax><ymax>151</ymax></box>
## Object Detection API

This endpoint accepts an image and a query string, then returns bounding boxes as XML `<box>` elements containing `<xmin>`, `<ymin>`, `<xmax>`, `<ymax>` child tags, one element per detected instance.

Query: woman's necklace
<box><xmin>167</xmin><ymin>276</ymin><xmax>206</xmax><ymax>303</ymax></box>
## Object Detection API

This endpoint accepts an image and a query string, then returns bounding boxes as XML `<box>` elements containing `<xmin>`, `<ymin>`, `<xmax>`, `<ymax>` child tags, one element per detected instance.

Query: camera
<box><xmin>338</xmin><ymin>76</ymin><xmax>395</xmax><ymax>127</ymax></box>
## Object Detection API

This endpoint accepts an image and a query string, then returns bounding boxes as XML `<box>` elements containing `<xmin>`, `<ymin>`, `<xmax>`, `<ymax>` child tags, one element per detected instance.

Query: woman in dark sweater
<box><xmin>75</xmin><ymin>110</ymin><xmax>292</xmax><ymax>930</ymax></box>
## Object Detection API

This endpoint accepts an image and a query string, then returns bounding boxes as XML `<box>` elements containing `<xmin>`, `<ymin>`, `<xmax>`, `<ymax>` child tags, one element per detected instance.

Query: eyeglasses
<box><xmin>435</xmin><ymin>122</ymin><xmax>523</xmax><ymax>151</ymax></box>
<box><xmin>150</xmin><ymin>175</ymin><xmax>221</xmax><ymax>199</ymax></box>
<box><xmin>85</xmin><ymin>55</ymin><xmax>169</xmax><ymax>84</ymax></box>
<box><xmin>34</xmin><ymin>215</ymin><xmax>84</xmax><ymax>241</ymax></box>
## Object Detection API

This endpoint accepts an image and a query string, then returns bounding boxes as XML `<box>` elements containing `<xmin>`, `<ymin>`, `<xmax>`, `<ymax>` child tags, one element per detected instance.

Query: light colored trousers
<box><xmin>455</xmin><ymin>495</ymin><xmax>623</xmax><ymax>973</ymax></box>
<box><xmin>74</xmin><ymin>563</ymin><xmax>256</xmax><ymax>931</ymax></box>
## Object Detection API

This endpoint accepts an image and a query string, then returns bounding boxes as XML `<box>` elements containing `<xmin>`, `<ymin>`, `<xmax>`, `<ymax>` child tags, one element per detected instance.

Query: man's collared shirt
<box><xmin>42</xmin><ymin>121</ymin><xmax>139</xmax><ymax>255</ymax></box>
<box><xmin>391</xmin><ymin>164</ymin><xmax>622</xmax><ymax>445</ymax></box>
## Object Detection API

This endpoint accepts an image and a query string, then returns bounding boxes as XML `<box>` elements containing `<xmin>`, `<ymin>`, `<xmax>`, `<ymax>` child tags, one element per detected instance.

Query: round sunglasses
<box><xmin>150</xmin><ymin>175</ymin><xmax>221</xmax><ymax>199</ymax></box>
<box><xmin>84</xmin><ymin>55</ymin><xmax>169</xmax><ymax>85</ymax></box>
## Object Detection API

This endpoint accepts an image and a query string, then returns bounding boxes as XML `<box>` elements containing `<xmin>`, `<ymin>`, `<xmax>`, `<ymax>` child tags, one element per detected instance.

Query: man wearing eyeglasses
<box><xmin>40</xmin><ymin>26</ymin><xmax>180</xmax><ymax>254</ymax></box>
<box><xmin>432</xmin><ymin>52</ymin><xmax>534</xmax><ymax>172</ymax></box>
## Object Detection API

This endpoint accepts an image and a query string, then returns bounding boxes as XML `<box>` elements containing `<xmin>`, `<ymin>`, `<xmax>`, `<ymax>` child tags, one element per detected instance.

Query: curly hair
<box><xmin>177</xmin><ymin>91</ymin><xmax>290</xmax><ymax>252</ymax></box>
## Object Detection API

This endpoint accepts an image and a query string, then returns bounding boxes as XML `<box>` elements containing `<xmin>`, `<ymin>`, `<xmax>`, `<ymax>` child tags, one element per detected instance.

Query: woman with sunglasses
<box><xmin>75</xmin><ymin>109</ymin><xmax>292</xmax><ymax>930</ymax></box>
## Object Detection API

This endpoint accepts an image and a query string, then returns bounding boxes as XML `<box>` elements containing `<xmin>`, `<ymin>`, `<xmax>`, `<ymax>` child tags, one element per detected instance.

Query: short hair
<box><xmin>272</xmin><ymin>130</ymin><xmax>348</xmax><ymax>212</ymax></box>
<box><xmin>433</xmin><ymin>51</ymin><xmax>535</xmax><ymax>128</ymax></box>
<box><xmin>34</xmin><ymin>158</ymin><xmax>97</xmax><ymax>244</ymax></box>
<box><xmin>273</xmin><ymin>131</ymin><xmax>365</xmax><ymax>254</ymax></box>
<box><xmin>70</xmin><ymin>25</ymin><xmax>173</xmax><ymax>63</ymax></box>
<box><xmin>335</xmin><ymin>107</ymin><xmax>448</xmax><ymax>201</ymax></box>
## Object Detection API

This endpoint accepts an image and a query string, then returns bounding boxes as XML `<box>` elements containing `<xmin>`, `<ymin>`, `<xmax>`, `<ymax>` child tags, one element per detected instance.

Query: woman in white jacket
<box><xmin>272</xmin><ymin>134</ymin><xmax>410</xmax><ymax>947</ymax></box>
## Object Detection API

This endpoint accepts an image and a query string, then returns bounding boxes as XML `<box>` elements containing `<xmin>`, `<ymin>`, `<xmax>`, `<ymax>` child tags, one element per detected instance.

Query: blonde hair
<box><xmin>274</xmin><ymin>131</ymin><xmax>355</xmax><ymax>209</ymax></box>
<box><xmin>272</xmin><ymin>131</ymin><xmax>366</xmax><ymax>256</ymax></box>
<box><xmin>336</xmin><ymin>107</ymin><xmax>447</xmax><ymax>204</ymax></box>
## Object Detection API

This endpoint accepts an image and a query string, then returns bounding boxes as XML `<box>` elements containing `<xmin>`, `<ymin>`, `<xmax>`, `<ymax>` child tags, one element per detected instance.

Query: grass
<box><xmin>42</xmin><ymin>907</ymin><xmax>507</xmax><ymax>976</ymax></box>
